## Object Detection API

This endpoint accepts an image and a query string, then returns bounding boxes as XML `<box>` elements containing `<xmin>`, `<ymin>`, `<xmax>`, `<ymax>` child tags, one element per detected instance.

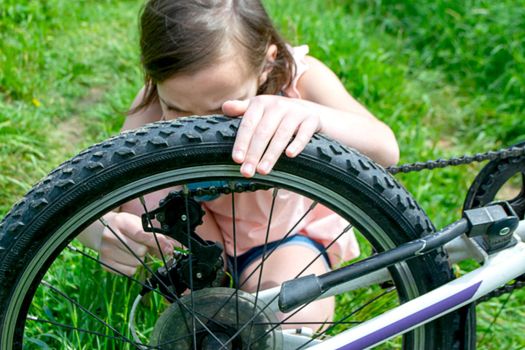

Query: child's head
<box><xmin>137</xmin><ymin>0</ymin><xmax>295</xmax><ymax>116</ymax></box>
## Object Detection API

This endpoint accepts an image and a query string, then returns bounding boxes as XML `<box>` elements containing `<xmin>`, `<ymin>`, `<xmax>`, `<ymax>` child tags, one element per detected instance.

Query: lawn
<box><xmin>1</xmin><ymin>0</ymin><xmax>524</xmax><ymax>348</ymax></box>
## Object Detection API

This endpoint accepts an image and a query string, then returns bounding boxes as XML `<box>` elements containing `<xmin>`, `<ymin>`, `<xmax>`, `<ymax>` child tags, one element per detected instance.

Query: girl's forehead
<box><xmin>157</xmin><ymin>59</ymin><xmax>258</xmax><ymax>113</ymax></box>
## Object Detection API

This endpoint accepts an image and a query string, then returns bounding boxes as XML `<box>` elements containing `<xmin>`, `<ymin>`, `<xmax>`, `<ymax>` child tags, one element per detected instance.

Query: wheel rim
<box><xmin>3</xmin><ymin>165</ymin><xmax>424</xmax><ymax>349</ymax></box>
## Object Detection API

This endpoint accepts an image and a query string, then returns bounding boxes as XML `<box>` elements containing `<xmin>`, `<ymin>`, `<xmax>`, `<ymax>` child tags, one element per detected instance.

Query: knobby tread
<box><xmin>0</xmin><ymin>115</ymin><xmax>447</xmax><ymax>273</ymax></box>
<box><xmin>0</xmin><ymin>114</ymin><xmax>448</xmax><ymax>284</ymax></box>
<box><xmin>0</xmin><ymin>115</ymin><xmax>468</xmax><ymax>349</ymax></box>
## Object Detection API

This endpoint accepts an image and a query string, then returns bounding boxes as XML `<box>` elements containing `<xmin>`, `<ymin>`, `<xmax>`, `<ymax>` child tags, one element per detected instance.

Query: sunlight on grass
<box><xmin>25</xmin><ymin>242</ymin><xmax>169</xmax><ymax>349</ymax></box>
<box><xmin>2</xmin><ymin>0</ymin><xmax>524</xmax><ymax>349</ymax></box>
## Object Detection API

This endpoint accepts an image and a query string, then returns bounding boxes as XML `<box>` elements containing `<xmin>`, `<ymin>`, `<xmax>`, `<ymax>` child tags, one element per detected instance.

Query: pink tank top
<box><xmin>202</xmin><ymin>46</ymin><xmax>360</xmax><ymax>266</ymax></box>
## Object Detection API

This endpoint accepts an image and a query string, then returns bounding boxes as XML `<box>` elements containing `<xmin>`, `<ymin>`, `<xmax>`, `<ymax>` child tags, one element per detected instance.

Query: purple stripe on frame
<box><xmin>337</xmin><ymin>280</ymin><xmax>482</xmax><ymax>350</ymax></box>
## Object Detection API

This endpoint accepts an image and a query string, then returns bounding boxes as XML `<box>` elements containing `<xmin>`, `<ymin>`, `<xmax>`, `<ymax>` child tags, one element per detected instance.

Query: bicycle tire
<box><xmin>0</xmin><ymin>116</ymin><xmax>473</xmax><ymax>349</ymax></box>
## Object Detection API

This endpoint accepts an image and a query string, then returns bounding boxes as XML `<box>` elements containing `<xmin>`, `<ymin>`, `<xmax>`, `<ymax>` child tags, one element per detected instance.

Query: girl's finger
<box><xmin>240</xmin><ymin>108</ymin><xmax>285</xmax><ymax>177</ymax></box>
<box><xmin>256</xmin><ymin>116</ymin><xmax>298</xmax><ymax>174</ymax></box>
<box><xmin>285</xmin><ymin>117</ymin><xmax>319</xmax><ymax>158</ymax></box>
<box><xmin>147</xmin><ymin>235</ymin><xmax>175</xmax><ymax>257</ymax></box>
<box><xmin>100</xmin><ymin>258</ymin><xmax>137</xmax><ymax>277</ymax></box>
<box><xmin>101</xmin><ymin>227</ymin><xmax>148</xmax><ymax>258</ymax></box>
<box><xmin>127</xmin><ymin>226</ymin><xmax>173</xmax><ymax>253</ymax></box>
<box><xmin>101</xmin><ymin>243</ymin><xmax>147</xmax><ymax>266</ymax></box>
<box><xmin>231</xmin><ymin>99</ymin><xmax>265</xmax><ymax>168</ymax></box>
<box><xmin>222</xmin><ymin>99</ymin><xmax>250</xmax><ymax>117</ymax></box>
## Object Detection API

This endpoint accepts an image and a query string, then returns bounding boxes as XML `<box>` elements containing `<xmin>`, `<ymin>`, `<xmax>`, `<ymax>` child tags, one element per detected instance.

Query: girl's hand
<box><xmin>222</xmin><ymin>95</ymin><xmax>321</xmax><ymax>178</ymax></box>
<box><xmin>98</xmin><ymin>212</ymin><xmax>174</xmax><ymax>276</ymax></box>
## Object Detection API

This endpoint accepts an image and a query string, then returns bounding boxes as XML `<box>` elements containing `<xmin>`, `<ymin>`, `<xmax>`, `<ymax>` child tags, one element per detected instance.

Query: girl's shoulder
<box><xmin>290</xmin><ymin>50</ymin><xmax>368</xmax><ymax>114</ymax></box>
<box><xmin>284</xmin><ymin>45</ymin><xmax>343</xmax><ymax>103</ymax></box>
<box><xmin>283</xmin><ymin>45</ymin><xmax>310</xmax><ymax>99</ymax></box>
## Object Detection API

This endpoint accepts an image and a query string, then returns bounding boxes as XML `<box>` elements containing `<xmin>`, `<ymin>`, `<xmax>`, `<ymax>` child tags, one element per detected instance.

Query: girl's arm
<box><xmin>296</xmin><ymin>56</ymin><xmax>399</xmax><ymax>166</ymax></box>
<box><xmin>222</xmin><ymin>56</ymin><xmax>399</xmax><ymax>177</ymax></box>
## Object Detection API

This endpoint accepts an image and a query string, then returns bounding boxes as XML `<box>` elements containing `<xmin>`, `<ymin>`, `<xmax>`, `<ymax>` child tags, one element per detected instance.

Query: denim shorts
<box><xmin>226</xmin><ymin>234</ymin><xmax>331</xmax><ymax>287</ymax></box>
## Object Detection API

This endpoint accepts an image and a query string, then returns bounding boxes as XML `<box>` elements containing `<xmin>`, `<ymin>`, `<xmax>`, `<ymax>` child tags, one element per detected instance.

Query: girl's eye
<box><xmin>168</xmin><ymin>108</ymin><xmax>194</xmax><ymax>118</ymax></box>
<box><xmin>161</xmin><ymin>102</ymin><xmax>184</xmax><ymax>113</ymax></box>
<box><xmin>163</xmin><ymin>106</ymin><xmax>183</xmax><ymax>116</ymax></box>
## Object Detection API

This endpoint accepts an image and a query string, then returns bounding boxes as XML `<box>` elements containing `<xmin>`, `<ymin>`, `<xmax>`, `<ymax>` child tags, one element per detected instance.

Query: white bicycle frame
<box><xmin>256</xmin><ymin>219</ymin><xmax>525</xmax><ymax>349</ymax></box>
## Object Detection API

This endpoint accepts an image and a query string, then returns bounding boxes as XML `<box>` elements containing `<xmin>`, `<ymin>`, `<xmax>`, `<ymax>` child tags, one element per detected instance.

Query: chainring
<box><xmin>460</xmin><ymin>141</ymin><xmax>525</xmax><ymax>302</ymax></box>
<box><xmin>463</xmin><ymin>141</ymin><xmax>525</xmax><ymax>219</ymax></box>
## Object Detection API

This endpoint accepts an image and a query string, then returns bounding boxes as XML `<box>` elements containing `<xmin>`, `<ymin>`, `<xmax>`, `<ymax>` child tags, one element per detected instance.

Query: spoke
<box><xmin>138</xmin><ymin>196</ymin><xmax>192</xmax><ymax>336</ymax></box>
<box><xmin>207</xmin><ymin>199</ymin><xmax>318</xmax><ymax>325</ymax></box>
<box><xmin>253</xmin><ymin>188</ymin><xmax>279</xmax><ymax>295</ymax></box>
<box><xmin>100</xmin><ymin>215</ymin><xmax>226</xmax><ymax>347</ymax></box>
<box><xmin>67</xmin><ymin>245</ymin><xmax>168</xmax><ymax>300</ymax></box>
<box><xmin>247</xmin><ymin>188</ymin><xmax>278</xmax><ymax>347</ymax></box>
<box><xmin>294</xmin><ymin>225</ymin><xmax>352</xmax><ymax>278</ymax></box>
<box><xmin>218</xmin><ymin>224</ymin><xmax>352</xmax><ymax>349</ymax></box>
<box><xmin>152</xmin><ymin>318</ymin><xmax>363</xmax><ymax>349</ymax></box>
<box><xmin>253</xmin><ymin>236</ymin><xmax>389</xmax><ymax>346</ymax></box>
<box><xmin>231</xmin><ymin>190</ymin><xmax>240</xmax><ymax>329</ymax></box>
<box><xmin>26</xmin><ymin>316</ymin><xmax>159</xmax><ymax>349</ymax></box>
<box><xmin>68</xmin><ymin>245</ymin><xmax>201</xmax><ymax>347</ymax></box>
<box><xmin>253</xmin><ymin>287</ymin><xmax>394</xmax><ymax>348</ymax></box>
<box><xmin>138</xmin><ymin>196</ymin><xmax>170</xmax><ymax>275</ymax></box>
<box><xmin>150</xmin><ymin>333</ymin><xmax>197</xmax><ymax>348</ymax></box>
<box><xmin>99</xmin><ymin>217</ymin><xmax>180</xmax><ymax>300</ymax></box>
<box><xmin>295</xmin><ymin>287</ymin><xmax>396</xmax><ymax>349</ymax></box>
<box><xmin>40</xmin><ymin>281</ymin><xmax>139</xmax><ymax>348</ymax></box>
<box><xmin>239</xmin><ymin>200</ymin><xmax>318</xmax><ymax>290</ymax></box>
<box><xmin>144</xmin><ymin>318</ymin><xmax>362</xmax><ymax>350</ymax></box>
<box><xmin>183</xmin><ymin>189</ymin><xmax>199</xmax><ymax>350</ymax></box>
<box><xmin>70</xmin><ymin>243</ymin><xmax>234</xmax><ymax>346</ymax></box>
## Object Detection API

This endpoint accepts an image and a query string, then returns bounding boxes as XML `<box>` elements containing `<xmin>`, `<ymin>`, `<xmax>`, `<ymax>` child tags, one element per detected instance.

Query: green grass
<box><xmin>1</xmin><ymin>0</ymin><xmax>524</xmax><ymax>348</ymax></box>
<box><xmin>0</xmin><ymin>0</ymin><xmax>141</xmax><ymax>213</ymax></box>
<box><xmin>25</xmin><ymin>244</ymin><xmax>167</xmax><ymax>349</ymax></box>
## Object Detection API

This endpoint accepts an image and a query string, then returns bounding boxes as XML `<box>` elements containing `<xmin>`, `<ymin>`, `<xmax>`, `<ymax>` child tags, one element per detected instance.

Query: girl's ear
<box><xmin>266</xmin><ymin>44</ymin><xmax>278</xmax><ymax>62</ymax></box>
<box><xmin>258</xmin><ymin>44</ymin><xmax>278</xmax><ymax>86</ymax></box>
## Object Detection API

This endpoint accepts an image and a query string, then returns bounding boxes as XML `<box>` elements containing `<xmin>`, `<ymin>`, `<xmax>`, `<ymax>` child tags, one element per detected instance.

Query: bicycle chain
<box><xmin>180</xmin><ymin>145</ymin><xmax>525</xmax><ymax>302</ymax></box>
<box><xmin>180</xmin><ymin>181</ymin><xmax>270</xmax><ymax>199</ymax></box>
<box><xmin>476</xmin><ymin>277</ymin><xmax>525</xmax><ymax>304</ymax></box>
<box><xmin>387</xmin><ymin>144</ymin><xmax>525</xmax><ymax>302</ymax></box>
<box><xmin>386</xmin><ymin>144</ymin><xmax>525</xmax><ymax>174</ymax></box>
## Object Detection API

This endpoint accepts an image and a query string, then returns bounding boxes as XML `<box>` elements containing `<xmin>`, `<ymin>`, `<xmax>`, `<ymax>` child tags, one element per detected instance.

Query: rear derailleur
<box><xmin>141</xmin><ymin>192</ymin><xmax>225</xmax><ymax>300</ymax></box>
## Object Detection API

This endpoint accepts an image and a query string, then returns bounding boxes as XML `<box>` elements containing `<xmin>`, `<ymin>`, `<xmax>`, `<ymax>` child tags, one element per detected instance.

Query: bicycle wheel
<box><xmin>0</xmin><ymin>116</ymin><xmax>472</xmax><ymax>349</ymax></box>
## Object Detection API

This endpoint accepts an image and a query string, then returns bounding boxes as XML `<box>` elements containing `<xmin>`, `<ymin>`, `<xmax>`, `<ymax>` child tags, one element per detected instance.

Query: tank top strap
<box><xmin>282</xmin><ymin>44</ymin><xmax>310</xmax><ymax>99</ymax></box>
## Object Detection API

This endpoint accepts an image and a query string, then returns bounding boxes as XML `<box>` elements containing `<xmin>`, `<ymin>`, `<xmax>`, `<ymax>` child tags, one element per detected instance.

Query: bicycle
<box><xmin>0</xmin><ymin>115</ymin><xmax>523</xmax><ymax>349</ymax></box>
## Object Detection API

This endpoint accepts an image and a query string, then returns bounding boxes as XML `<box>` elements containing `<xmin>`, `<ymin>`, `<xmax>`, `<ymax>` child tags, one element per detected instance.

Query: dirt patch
<box><xmin>56</xmin><ymin>116</ymin><xmax>87</xmax><ymax>150</ymax></box>
<box><xmin>53</xmin><ymin>87</ymin><xmax>105</xmax><ymax>152</ymax></box>
<box><xmin>78</xmin><ymin>87</ymin><xmax>104</xmax><ymax>107</ymax></box>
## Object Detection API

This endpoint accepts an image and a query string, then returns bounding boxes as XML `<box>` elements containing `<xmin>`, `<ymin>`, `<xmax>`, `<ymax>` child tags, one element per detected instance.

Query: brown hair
<box><xmin>134</xmin><ymin>0</ymin><xmax>296</xmax><ymax>113</ymax></box>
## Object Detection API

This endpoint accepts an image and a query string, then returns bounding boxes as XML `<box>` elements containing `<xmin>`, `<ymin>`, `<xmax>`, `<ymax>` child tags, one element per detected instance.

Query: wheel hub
<box><xmin>150</xmin><ymin>288</ymin><xmax>283</xmax><ymax>349</ymax></box>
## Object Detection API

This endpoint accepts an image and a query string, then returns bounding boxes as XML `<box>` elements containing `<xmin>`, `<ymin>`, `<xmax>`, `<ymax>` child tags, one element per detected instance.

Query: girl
<box><xmin>79</xmin><ymin>0</ymin><xmax>399</xmax><ymax>329</ymax></box>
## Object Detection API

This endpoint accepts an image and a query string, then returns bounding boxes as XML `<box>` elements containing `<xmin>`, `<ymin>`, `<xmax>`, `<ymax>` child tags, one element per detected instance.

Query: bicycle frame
<box><xmin>257</xmin><ymin>219</ymin><xmax>525</xmax><ymax>349</ymax></box>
